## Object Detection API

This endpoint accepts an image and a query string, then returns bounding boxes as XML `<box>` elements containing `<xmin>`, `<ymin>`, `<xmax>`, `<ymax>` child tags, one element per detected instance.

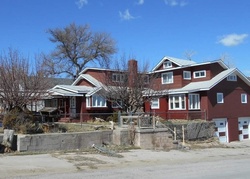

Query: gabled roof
<box><xmin>152</xmin><ymin>56</ymin><xmax>196</xmax><ymax>71</ymax></box>
<box><xmin>166</xmin><ymin>68</ymin><xmax>250</xmax><ymax>94</ymax></box>
<box><xmin>72</xmin><ymin>74</ymin><xmax>103</xmax><ymax>87</ymax></box>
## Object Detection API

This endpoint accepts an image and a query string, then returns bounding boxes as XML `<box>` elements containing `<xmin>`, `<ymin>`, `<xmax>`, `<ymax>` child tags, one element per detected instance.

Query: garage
<box><xmin>213</xmin><ymin>118</ymin><xmax>228</xmax><ymax>143</ymax></box>
<box><xmin>238</xmin><ymin>117</ymin><xmax>250</xmax><ymax>141</ymax></box>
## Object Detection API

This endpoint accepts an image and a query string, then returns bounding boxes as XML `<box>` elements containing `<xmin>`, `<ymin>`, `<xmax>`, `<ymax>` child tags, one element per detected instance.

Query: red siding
<box><xmin>227</xmin><ymin>118</ymin><xmax>239</xmax><ymax>142</ymax></box>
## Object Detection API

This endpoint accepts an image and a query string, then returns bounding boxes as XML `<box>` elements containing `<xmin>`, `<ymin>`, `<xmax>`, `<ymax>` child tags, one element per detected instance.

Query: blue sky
<box><xmin>1</xmin><ymin>0</ymin><xmax>250</xmax><ymax>75</ymax></box>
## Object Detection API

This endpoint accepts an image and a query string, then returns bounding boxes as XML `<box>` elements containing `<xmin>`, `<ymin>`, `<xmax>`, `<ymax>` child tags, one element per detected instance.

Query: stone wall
<box><xmin>17</xmin><ymin>130</ymin><xmax>112</xmax><ymax>152</ymax></box>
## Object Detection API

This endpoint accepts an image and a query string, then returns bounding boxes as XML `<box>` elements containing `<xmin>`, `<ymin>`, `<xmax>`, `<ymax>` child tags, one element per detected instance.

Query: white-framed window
<box><xmin>86</xmin><ymin>97</ymin><xmax>91</xmax><ymax>107</ymax></box>
<box><xmin>169</xmin><ymin>95</ymin><xmax>185</xmax><ymax>110</ymax></box>
<box><xmin>217</xmin><ymin>93</ymin><xmax>224</xmax><ymax>103</ymax></box>
<box><xmin>112</xmin><ymin>73</ymin><xmax>125</xmax><ymax>82</ymax></box>
<box><xmin>241</xmin><ymin>93</ymin><xmax>247</xmax><ymax>104</ymax></box>
<box><xmin>183</xmin><ymin>71</ymin><xmax>191</xmax><ymax>80</ymax></box>
<box><xmin>151</xmin><ymin>98</ymin><xmax>160</xmax><ymax>109</ymax></box>
<box><xmin>189</xmin><ymin>94</ymin><xmax>200</xmax><ymax>110</ymax></box>
<box><xmin>193</xmin><ymin>70</ymin><xmax>206</xmax><ymax>78</ymax></box>
<box><xmin>92</xmin><ymin>95</ymin><xmax>106</xmax><ymax>107</ymax></box>
<box><xmin>163</xmin><ymin>61</ymin><xmax>172</xmax><ymax>68</ymax></box>
<box><xmin>112</xmin><ymin>100</ymin><xmax>123</xmax><ymax>108</ymax></box>
<box><xmin>227</xmin><ymin>74</ymin><xmax>237</xmax><ymax>81</ymax></box>
<box><xmin>162</xmin><ymin>72</ymin><xmax>173</xmax><ymax>84</ymax></box>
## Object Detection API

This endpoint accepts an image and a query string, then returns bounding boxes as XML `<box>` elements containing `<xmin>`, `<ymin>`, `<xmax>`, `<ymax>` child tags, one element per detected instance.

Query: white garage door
<box><xmin>238</xmin><ymin>117</ymin><xmax>250</xmax><ymax>141</ymax></box>
<box><xmin>213</xmin><ymin>118</ymin><xmax>228</xmax><ymax>143</ymax></box>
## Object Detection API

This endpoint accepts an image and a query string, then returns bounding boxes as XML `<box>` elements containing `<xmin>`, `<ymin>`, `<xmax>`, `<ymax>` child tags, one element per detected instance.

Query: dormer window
<box><xmin>163</xmin><ymin>61</ymin><xmax>172</xmax><ymax>68</ymax></box>
<box><xmin>112</xmin><ymin>73</ymin><xmax>125</xmax><ymax>82</ymax></box>
<box><xmin>227</xmin><ymin>74</ymin><xmax>237</xmax><ymax>81</ymax></box>
<box><xmin>193</xmin><ymin>70</ymin><xmax>206</xmax><ymax>78</ymax></box>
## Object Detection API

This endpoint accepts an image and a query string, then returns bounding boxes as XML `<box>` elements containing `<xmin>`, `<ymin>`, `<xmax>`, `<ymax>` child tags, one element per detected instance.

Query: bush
<box><xmin>3</xmin><ymin>107</ymin><xmax>43</xmax><ymax>134</ymax></box>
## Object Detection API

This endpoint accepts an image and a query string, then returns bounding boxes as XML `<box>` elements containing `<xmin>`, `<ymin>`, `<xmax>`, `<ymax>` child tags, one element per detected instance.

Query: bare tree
<box><xmin>43</xmin><ymin>23</ymin><xmax>117</xmax><ymax>79</ymax></box>
<box><xmin>99</xmin><ymin>57</ymin><xmax>163</xmax><ymax>113</ymax></box>
<box><xmin>0</xmin><ymin>49</ymin><xmax>49</xmax><ymax>111</ymax></box>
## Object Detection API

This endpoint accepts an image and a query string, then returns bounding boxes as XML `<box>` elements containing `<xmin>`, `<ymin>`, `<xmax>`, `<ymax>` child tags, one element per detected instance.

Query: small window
<box><xmin>86</xmin><ymin>97</ymin><xmax>90</xmax><ymax>107</ymax></box>
<box><xmin>143</xmin><ymin>75</ymin><xmax>149</xmax><ymax>84</ymax></box>
<box><xmin>217</xmin><ymin>93</ymin><xmax>224</xmax><ymax>103</ymax></box>
<box><xmin>183</xmin><ymin>71</ymin><xmax>191</xmax><ymax>80</ymax></box>
<box><xmin>151</xmin><ymin>98</ymin><xmax>159</xmax><ymax>109</ymax></box>
<box><xmin>241</xmin><ymin>94</ymin><xmax>247</xmax><ymax>104</ymax></box>
<box><xmin>194</xmin><ymin>70</ymin><xmax>206</xmax><ymax>78</ymax></box>
<box><xmin>227</xmin><ymin>74</ymin><xmax>237</xmax><ymax>81</ymax></box>
<box><xmin>162</xmin><ymin>72</ymin><xmax>173</xmax><ymax>84</ymax></box>
<box><xmin>163</xmin><ymin>61</ymin><xmax>172</xmax><ymax>68</ymax></box>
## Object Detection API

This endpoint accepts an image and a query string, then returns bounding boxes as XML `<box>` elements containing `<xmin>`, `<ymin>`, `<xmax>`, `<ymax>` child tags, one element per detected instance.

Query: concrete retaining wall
<box><xmin>135</xmin><ymin>128</ymin><xmax>174</xmax><ymax>150</ymax></box>
<box><xmin>17</xmin><ymin>130</ymin><xmax>112</xmax><ymax>152</ymax></box>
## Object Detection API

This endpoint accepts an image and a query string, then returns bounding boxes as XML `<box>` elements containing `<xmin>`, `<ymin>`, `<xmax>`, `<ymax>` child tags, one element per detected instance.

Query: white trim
<box><xmin>188</xmin><ymin>93</ymin><xmax>200</xmax><ymax>110</ymax></box>
<box><xmin>169</xmin><ymin>94</ymin><xmax>186</xmax><ymax>110</ymax></box>
<box><xmin>183</xmin><ymin>71</ymin><xmax>191</xmax><ymax>80</ymax></box>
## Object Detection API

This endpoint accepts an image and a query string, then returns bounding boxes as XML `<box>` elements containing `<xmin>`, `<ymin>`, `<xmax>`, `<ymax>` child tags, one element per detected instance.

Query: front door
<box><xmin>213</xmin><ymin>118</ymin><xmax>228</xmax><ymax>143</ymax></box>
<box><xmin>70</xmin><ymin>96</ymin><xmax>76</xmax><ymax>118</ymax></box>
<box><xmin>238</xmin><ymin>117</ymin><xmax>250</xmax><ymax>141</ymax></box>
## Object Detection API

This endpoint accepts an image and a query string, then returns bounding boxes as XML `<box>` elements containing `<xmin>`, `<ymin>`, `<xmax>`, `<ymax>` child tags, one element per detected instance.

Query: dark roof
<box><xmin>46</xmin><ymin>78</ymin><xmax>74</xmax><ymax>88</ymax></box>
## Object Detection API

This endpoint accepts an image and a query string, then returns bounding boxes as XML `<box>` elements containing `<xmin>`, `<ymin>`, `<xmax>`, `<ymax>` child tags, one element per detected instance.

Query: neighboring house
<box><xmin>45</xmin><ymin>56</ymin><xmax>250</xmax><ymax>143</ymax></box>
<box><xmin>144</xmin><ymin>56</ymin><xmax>250</xmax><ymax>143</ymax></box>
<box><xmin>26</xmin><ymin>78</ymin><xmax>73</xmax><ymax>112</ymax></box>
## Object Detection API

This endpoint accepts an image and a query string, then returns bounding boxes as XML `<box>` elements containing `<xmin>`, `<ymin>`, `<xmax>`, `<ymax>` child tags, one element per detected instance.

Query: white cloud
<box><xmin>76</xmin><ymin>0</ymin><xmax>88</xmax><ymax>9</ymax></box>
<box><xmin>218</xmin><ymin>33</ymin><xmax>248</xmax><ymax>47</ymax></box>
<box><xmin>164</xmin><ymin>0</ymin><xmax>188</xmax><ymax>7</ymax></box>
<box><xmin>137</xmin><ymin>0</ymin><xmax>144</xmax><ymax>5</ymax></box>
<box><xmin>119</xmin><ymin>9</ymin><xmax>135</xmax><ymax>20</ymax></box>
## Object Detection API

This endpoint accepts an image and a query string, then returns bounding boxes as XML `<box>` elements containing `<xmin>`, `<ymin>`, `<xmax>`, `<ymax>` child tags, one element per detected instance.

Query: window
<box><xmin>189</xmin><ymin>94</ymin><xmax>200</xmax><ymax>110</ymax></box>
<box><xmin>162</xmin><ymin>72</ymin><xmax>173</xmax><ymax>84</ymax></box>
<box><xmin>92</xmin><ymin>95</ymin><xmax>106</xmax><ymax>107</ymax></box>
<box><xmin>193</xmin><ymin>70</ymin><xmax>206</xmax><ymax>78</ymax></box>
<box><xmin>112</xmin><ymin>73</ymin><xmax>125</xmax><ymax>82</ymax></box>
<box><xmin>241</xmin><ymin>94</ymin><xmax>247</xmax><ymax>103</ymax></box>
<box><xmin>112</xmin><ymin>100</ymin><xmax>123</xmax><ymax>108</ymax></box>
<box><xmin>169</xmin><ymin>95</ymin><xmax>185</xmax><ymax>110</ymax></box>
<box><xmin>217</xmin><ymin>93</ymin><xmax>224</xmax><ymax>103</ymax></box>
<box><xmin>227</xmin><ymin>74</ymin><xmax>237</xmax><ymax>81</ymax></box>
<box><xmin>86</xmin><ymin>97</ymin><xmax>90</xmax><ymax>107</ymax></box>
<box><xmin>183</xmin><ymin>71</ymin><xmax>191</xmax><ymax>80</ymax></box>
<box><xmin>151</xmin><ymin>98</ymin><xmax>159</xmax><ymax>109</ymax></box>
<box><xmin>163</xmin><ymin>61</ymin><xmax>172</xmax><ymax>68</ymax></box>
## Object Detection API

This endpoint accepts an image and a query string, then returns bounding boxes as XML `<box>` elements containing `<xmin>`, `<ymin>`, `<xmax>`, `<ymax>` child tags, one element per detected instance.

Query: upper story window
<box><xmin>92</xmin><ymin>95</ymin><xmax>106</xmax><ymax>107</ymax></box>
<box><xmin>143</xmin><ymin>75</ymin><xmax>149</xmax><ymax>84</ymax></box>
<box><xmin>151</xmin><ymin>98</ymin><xmax>160</xmax><ymax>109</ymax></box>
<box><xmin>217</xmin><ymin>93</ymin><xmax>224</xmax><ymax>104</ymax></box>
<box><xmin>241</xmin><ymin>94</ymin><xmax>247</xmax><ymax>104</ymax></box>
<box><xmin>169</xmin><ymin>95</ymin><xmax>185</xmax><ymax>110</ymax></box>
<box><xmin>163</xmin><ymin>61</ymin><xmax>172</xmax><ymax>68</ymax></box>
<box><xmin>227</xmin><ymin>74</ymin><xmax>237</xmax><ymax>81</ymax></box>
<box><xmin>162</xmin><ymin>72</ymin><xmax>173</xmax><ymax>84</ymax></box>
<box><xmin>112</xmin><ymin>73</ymin><xmax>125</xmax><ymax>82</ymax></box>
<box><xmin>193</xmin><ymin>70</ymin><xmax>206</xmax><ymax>78</ymax></box>
<box><xmin>183</xmin><ymin>71</ymin><xmax>191</xmax><ymax>80</ymax></box>
<box><xmin>189</xmin><ymin>94</ymin><xmax>200</xmax><ymax>110</ymax></box>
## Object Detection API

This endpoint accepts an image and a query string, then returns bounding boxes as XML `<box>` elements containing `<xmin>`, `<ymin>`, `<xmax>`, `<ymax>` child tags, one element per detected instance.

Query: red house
<box><xmin>144</xmin><ymin>56</ymin><xmax>250</xmax><ymax>143</ymax></box>
<box><xmin>45</xmin><ymin>56</ymin><xmax>250</xmax><ymax>142</ymax></box>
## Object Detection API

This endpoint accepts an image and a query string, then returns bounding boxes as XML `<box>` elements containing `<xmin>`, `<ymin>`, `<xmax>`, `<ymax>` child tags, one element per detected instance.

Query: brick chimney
<box><xmin>128</xmin><ymin>59</ymin><xmax>138</xmax><ymax>87</ymax></box>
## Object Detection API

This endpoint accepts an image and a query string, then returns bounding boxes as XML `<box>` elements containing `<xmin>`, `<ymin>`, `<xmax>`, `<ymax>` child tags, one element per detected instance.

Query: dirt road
<box><xmin>1</xmin><ymin>141</ymin><xmax>250</xmax><ymax>179</ymax></box>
